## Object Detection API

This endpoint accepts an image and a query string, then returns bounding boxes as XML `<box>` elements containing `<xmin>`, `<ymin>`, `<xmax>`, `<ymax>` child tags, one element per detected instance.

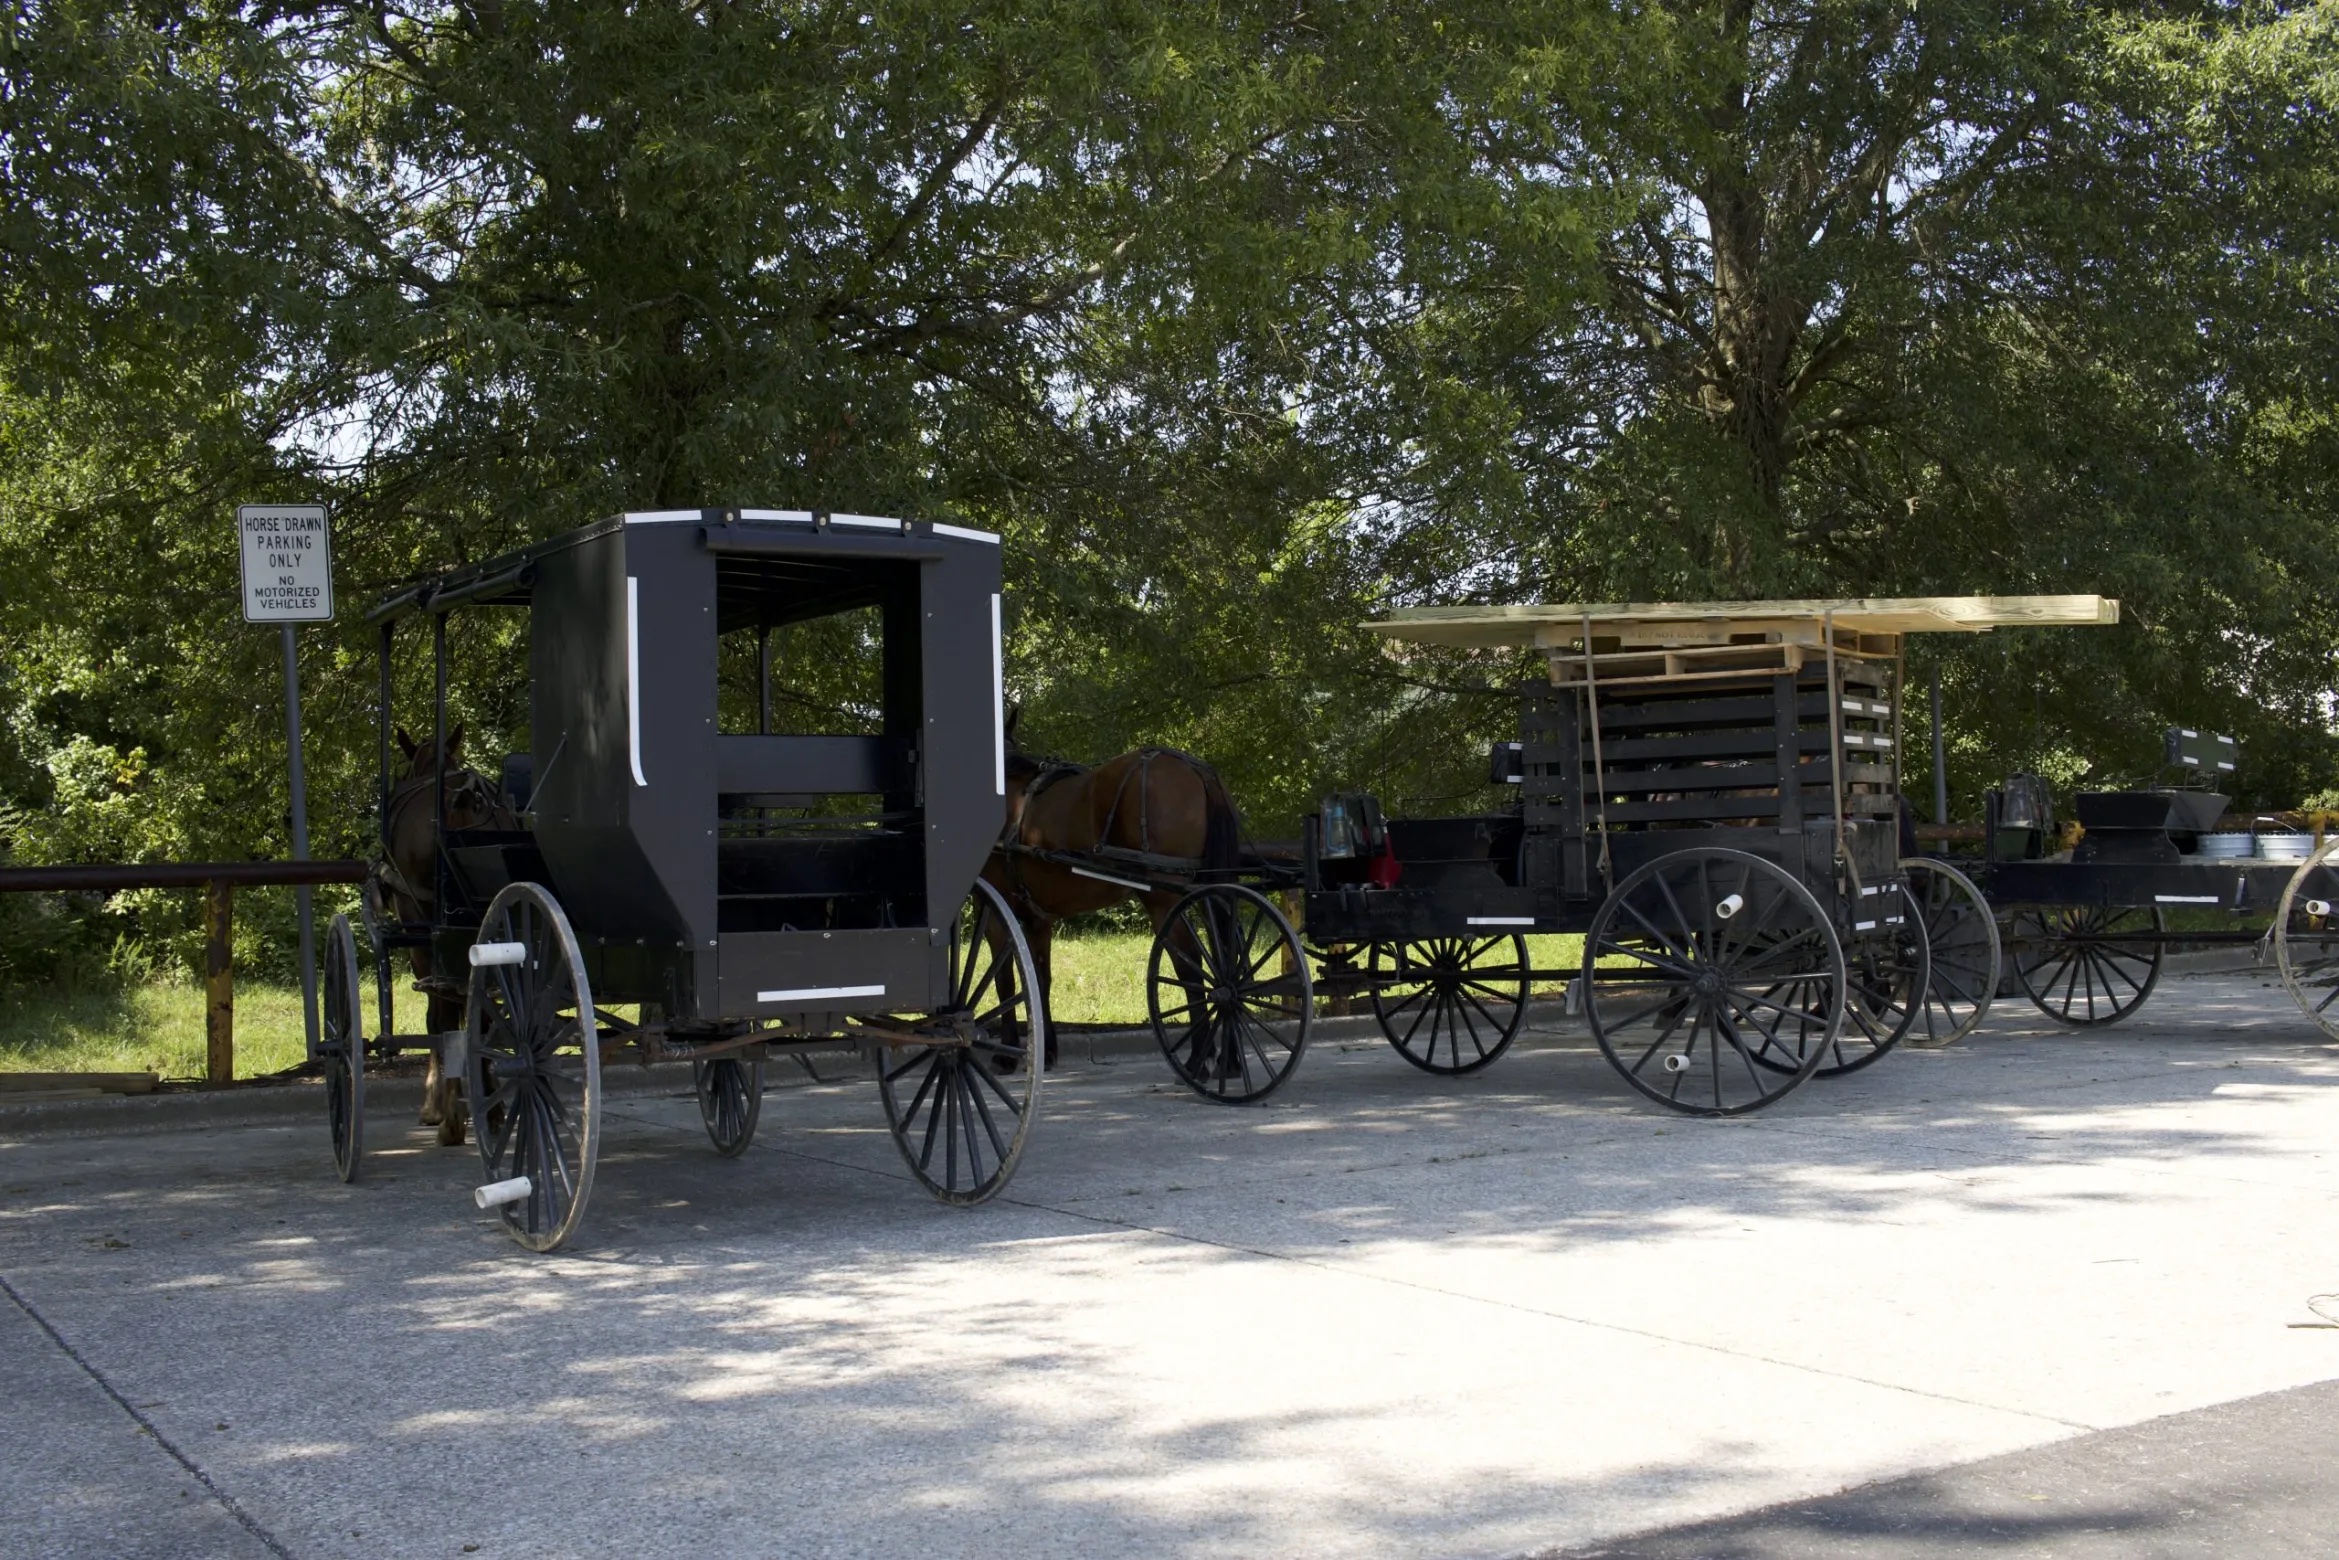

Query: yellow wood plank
<box><xmin>1365</xmin><ymin>595</ymin><xmax>2119</xmax><ymax>648</ymax></box>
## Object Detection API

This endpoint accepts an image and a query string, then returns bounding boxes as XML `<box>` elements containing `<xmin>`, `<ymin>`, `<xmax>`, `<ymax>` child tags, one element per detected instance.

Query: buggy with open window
<box><xmin>314</xmin><ymin>508</ymin><xmax>1044</xmax><ymax>1250</ymax></box>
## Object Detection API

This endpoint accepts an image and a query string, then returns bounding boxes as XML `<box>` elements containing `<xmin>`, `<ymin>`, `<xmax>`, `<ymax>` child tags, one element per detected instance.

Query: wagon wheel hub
<box><xmin>1691</xmin><ymin>968</ymin><xmax>1724</xmax><ymax>998</ymax></box>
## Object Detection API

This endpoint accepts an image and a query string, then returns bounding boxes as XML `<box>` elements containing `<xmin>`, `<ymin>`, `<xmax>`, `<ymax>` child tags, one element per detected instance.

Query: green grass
<box><xmin>0</xmin><ymin>928</ymin><xmax>1595</xmax><ymax>1079</ymax></box>
<box><xmin>0</xmin><ymin>978</ymin><xmax>438</xmax><ymax>1082</ymax></box>
<box><xmin>1045</xmin><ymin>926</ymin><xmax>1588</xmax><ymax>1027</ymax></box>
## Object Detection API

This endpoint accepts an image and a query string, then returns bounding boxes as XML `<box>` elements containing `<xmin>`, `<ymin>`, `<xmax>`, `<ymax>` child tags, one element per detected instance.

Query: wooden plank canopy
<box><xmin>1364</xmin><ymin>594</ymin><xmax>2119</xmax><ymax>651</ymax></box>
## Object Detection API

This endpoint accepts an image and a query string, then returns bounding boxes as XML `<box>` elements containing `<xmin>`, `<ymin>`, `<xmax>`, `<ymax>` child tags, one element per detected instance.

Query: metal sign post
<box><xmin>238</xmin><ymin>504</ymin><xmax>335</xmax><ymax>1061</ymax></box>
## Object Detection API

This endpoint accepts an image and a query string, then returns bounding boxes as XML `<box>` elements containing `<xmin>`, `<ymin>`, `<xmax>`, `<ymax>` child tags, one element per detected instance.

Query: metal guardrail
<box><xmin>0</xmin><ymin>860</ymin><xmax>367</xmax><ymax>1086</ymax></box>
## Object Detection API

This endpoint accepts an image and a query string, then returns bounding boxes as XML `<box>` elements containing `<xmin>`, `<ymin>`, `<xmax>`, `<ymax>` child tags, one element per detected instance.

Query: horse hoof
<box><xmin>435</xmin><ymin>1111</ymin><xmax>467</xmax><ymax>1148</ymax></box>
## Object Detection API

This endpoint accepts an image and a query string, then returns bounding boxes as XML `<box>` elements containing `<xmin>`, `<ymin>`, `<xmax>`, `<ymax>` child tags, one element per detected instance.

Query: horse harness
<box><xmin>376</xmin><ymin>766</ymin><xmax>511</xmax><ymax>915</ymax></box>
<box><xmin>990</xmin><ymin>748</ymin><xmax>1203</xmax><ymax>923</ymax></box>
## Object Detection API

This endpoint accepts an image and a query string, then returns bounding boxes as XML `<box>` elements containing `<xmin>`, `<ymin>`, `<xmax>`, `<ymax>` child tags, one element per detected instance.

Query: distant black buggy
<box><xmin>321</xmin><ymin>509</ymin><xmax>1044</xmax><ymax>1250</ymax></box>
<box><xmin>1966</xmin><ymin>729</ymin><xmax>2339</xmax><ymax>1036</ymax></box>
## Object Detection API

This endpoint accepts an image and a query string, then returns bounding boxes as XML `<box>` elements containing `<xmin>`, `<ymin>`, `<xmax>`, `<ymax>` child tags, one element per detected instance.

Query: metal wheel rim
<box><xmin>2274</xmin><ymin>836</ymin><xmax>2339</xmax><ymax>1039</ymax></box>
<box><xmin>1368</xmin><ymin>935</ymin><xmax>1529</xmax><ymax>1075</ymax></box>
<box><xmin>1898</xmin><ymin>857</ymin><xmax>2001</xmax><ymax>1047</ymax></box>
<box><xmin>323</xmin><ymin>913</ymin><xmax>365</xmax><ymax>1183</ymax></box>
<box><xmin>467</xmin><ymin>884</ymin><xmax>600</xmax><ymax>1252</ymax></box>
<box><xmin>877</xmin><ymin>878</ymin><xmax>1044</xmax><ymax>1205</ymax></box>
<box><xmin>2011</xmin><ymin>904</ymin><xmax>2163</xmax><ymax>1027</ymax></box>
<box><xmin>694</xmin><ymin>1056</ymin><xmax>764</xmax><ymax>1158</ymax></box>
<box><xmin>1583</xmin><ymin>848</ymin><xmax>1845</xmax><ymax>1116</ymax></box>
<box><xmin>1147</xmin><ymin>884</ymin><xmax>1314</xmax><ymax>1104</ymax></box>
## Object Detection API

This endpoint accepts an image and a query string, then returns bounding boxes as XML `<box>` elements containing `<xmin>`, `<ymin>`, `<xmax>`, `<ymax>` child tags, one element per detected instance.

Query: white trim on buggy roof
<box><xmin>932</xmin><ymin>522</ymin><xmax>1000</xmax><ymax>545</ymax></box>
<box><xmin>829</xmin><ymin>513</ymin><xmax>905</xmax><ymax>532</ymax></box>
<box><xmin>738</xmin><ymin>508</ymin><xmax>815</xmax><ymax>524</ymax></box>
<box><xmin>621</xmin><ymin>510</ymin><xmax>704</xmax><ymax>525</ymax></box>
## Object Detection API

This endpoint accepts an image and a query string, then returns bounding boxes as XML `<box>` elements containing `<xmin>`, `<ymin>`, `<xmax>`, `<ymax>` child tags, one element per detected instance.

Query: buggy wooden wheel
<box><xmin>1583</xmin><ymin>847</ymin><xmax>1845</xmax><ymax>1116</ymax></box>
<box><xmin>2009</xmin><ymin>904</ymin><xmax>2163</xmax><ymax>1026</ymax></box>
<box><xmin>466</xmin><ymin>884</ymin><xmax>600</xmax><ymax>1252</ymax></box>
<box><xmin>1148</xmin><ymin>884</ymin><xmax>1314</xmax><ymax>1104</ymax></box>
<box><xmin>321</xmin><ymin>912</ymin><xmax>365</xmax><ymax>1183</ymax></box>
<box><xmin>1817</xmin><ymin>882</ymin><xmax>1930</xmax><ymax>1077</ymax></box>
<box><xmin>1368</xmin><ymin>935</ymin><xmax>1530</xmax><ymax>1075</ymax></box>
<box><xmin>1898</xmin><ymin>858</ymin><xmax>2001</xmax><ymax>1046</ymax></box>
<box><xmin>693</xmin><ymin>1056</ymin><xmax>764</xmax><ymax>1158</ymax></box>
<box><xmin>877</xmin><ymin>879</ymin><xmax>1043</xmax><ymax>1205</ymax></box>
<box><xmin>2274</xmin><ymin>838</ymin><xmax>2339</xmax><ymax>1039</ymax></box>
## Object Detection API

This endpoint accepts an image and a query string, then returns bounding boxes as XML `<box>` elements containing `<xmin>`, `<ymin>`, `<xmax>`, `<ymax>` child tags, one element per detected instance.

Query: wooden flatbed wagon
<box><xmin>1026</xmin><ymin>596</ymin><xmax>2113</xmax><ymax>1114</ymax></box>
<box><xmin>319</xmin><ymin>508</ymin><xmax>1046</xmax><ymax>1250</ymax></box>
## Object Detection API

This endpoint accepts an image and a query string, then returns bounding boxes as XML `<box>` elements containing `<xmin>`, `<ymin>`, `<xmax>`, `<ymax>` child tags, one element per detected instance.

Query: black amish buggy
<box><xmin>1954</xmin><ymin>729</ymin><xmax>2339</xmax><ymax>1034</ymax></box>
<box><xmin>315</xmin><ymin>508</ymin><xmax>1044</xmax><ymax>1251</ymax></box>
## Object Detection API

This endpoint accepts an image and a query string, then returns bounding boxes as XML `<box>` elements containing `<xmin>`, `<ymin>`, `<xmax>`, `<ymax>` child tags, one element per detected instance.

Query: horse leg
<box><xmin>1145</xmin><ymin>889</ymin><xmax>1229</xmax><ymax>1078</ymax></box>
<box><xmin>423</xmin><ymin>989</ymin><xmax>467</xmax><ymax>1146</ymax></box>
<box><xmin>410</xmin><ymin>948</ymin><xmax>445</xmax><ymax>1127</ymax></box>
<box><xmin>1028</xmin><ymin>918</ymin><xmax>1058</xmax><ymax>1070</ymax></box>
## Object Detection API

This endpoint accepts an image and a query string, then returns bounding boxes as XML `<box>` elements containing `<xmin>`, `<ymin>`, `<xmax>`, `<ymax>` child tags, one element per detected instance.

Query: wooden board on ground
<box><xmin>0</xmin><ymin>1071</ymin><xmax>161</xmax><ymax>1096</ymax></box>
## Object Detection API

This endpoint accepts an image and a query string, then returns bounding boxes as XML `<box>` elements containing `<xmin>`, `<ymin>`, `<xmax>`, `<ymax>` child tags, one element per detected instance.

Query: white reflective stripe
<box><xmin>1467</xmin><ymin>916</ymin><xmax>1536</xmax><ymax>926</ymax></box>
<box><xmin>469</xmin><ymin>941</ymin><xmax>528</xmax><ymax>967</ymax></box>
<box><xmin>2181</xmin><ymin>728</ymin><xmax>2198</xmax><ymax>737</ymax></box>
<box><xmin>626</xmin><ymin>576</ymin><xmax>647</xmax><ymax>786</ymax></box>
<box><xmin>1855</xmin><ymin>920</ymin><xmax>1878</xmax><ymax>931</ymax></box>
<box><xmin>1072</xmin><ymin>866</ymin><xmax>1150</xmax><ymax>892</ymax></box>
<box><xmin>933</xmin><ymin>521</ymin><xmax>1001</xmax><ymax>544</ymax></box>
<box><xmin>2155</xmin><ymin>894</ymin><xmax>2219</xmax><ymax>904</ymax></box>
<box><xmin>829</xmin><ymin>513</ymin><xmax>904</xmax><ymax>531</ymax></box>
<box><xmin>991</xmin><ymin>593</ymin><xmax>1005</xmax><ymax>796</ymax></box>
<box><xmin>621</xmin><ymin>509</ymin><xmax>703</xmax><ymax>524</ymax></box>
<box><xmin>738</xmin><ymin>508</ymin><xmax>813</xmax><ymax>524</ymax></box>
<box><xmin>756</xmin><ymin>985</ymin><xmax>885</xmax><ymax>1003</ymax></box>
<box><xmin>474</xmin><ymin>1176</ymin><xmax>533</xmax><ymax>1209</ymax></box>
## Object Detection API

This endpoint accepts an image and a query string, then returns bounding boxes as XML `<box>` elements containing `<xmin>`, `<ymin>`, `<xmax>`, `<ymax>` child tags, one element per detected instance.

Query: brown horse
<box><xmin>985</xmin><ymin>746</ymin><xmax>1242</xmax><ymax>1067</ymax></box>
<box><xmin>378</xmin><ymin>723</ymin><xmax>516</xmax><ymax>1144</ymax></box>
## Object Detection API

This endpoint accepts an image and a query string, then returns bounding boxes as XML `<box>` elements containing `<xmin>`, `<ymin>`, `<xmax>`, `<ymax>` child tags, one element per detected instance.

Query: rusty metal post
<box><xmin>204</xmin><ymin>879</ymin><xmax>234</xmax><ymax>1085</ymax></box>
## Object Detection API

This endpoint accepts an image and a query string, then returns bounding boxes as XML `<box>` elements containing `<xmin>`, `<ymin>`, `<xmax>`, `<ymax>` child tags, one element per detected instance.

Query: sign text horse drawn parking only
<box><xmin>323</xmin><ymin>509</ymin><xmax>1045</xmax><ymax>1251</ymax></box>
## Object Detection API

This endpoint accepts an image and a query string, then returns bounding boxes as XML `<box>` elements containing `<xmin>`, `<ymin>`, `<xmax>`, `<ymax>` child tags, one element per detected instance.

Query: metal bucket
<box><xmin>2256</xmin><ymin>833</ymin><xmax>2316</xmax><ymax>861</ymax></box>
<box><xmin>2196</xmin><ymin>832</ymin><xmax>2255</xmax><ymax>859</ymax></box>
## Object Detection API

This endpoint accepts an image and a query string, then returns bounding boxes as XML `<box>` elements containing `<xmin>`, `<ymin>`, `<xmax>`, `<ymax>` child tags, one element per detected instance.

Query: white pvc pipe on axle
<box><xmin>474</xmin><ymin>1176</ymin><xmax>533</xmax><ymax>1210</ymax></box>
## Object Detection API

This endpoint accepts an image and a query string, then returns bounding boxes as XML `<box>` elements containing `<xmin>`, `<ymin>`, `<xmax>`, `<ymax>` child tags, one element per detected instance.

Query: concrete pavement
<box><xmin>3</xmin><ymin>973</ymin><xmax>2337</xmax><ymax>1558</ymax></box>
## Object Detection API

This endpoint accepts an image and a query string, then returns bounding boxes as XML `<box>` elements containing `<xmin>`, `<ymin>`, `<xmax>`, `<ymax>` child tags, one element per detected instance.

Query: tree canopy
<box><xmin>3</xmin><ymin>0</ymin><xmax>2334</xmax><ymax>972</ymax></box>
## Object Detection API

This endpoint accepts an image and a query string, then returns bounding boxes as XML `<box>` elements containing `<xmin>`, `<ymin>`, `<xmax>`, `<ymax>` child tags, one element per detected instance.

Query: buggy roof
<box><xmin>1363</xmin><ymin>594</ymin><xmax>2119</xmax><ymax>649</ymax></box>
<box><xmin>364</xmin><ymin>508</ymin><xmax>999</xmax><ymax>625</ymax></box>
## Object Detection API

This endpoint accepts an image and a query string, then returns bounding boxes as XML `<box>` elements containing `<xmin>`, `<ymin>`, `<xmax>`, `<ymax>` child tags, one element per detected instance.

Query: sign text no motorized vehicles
<box><xmin>238</xmin><ymin>505</ymin><xmax>334</xmax><ymax>623</ymax></box>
